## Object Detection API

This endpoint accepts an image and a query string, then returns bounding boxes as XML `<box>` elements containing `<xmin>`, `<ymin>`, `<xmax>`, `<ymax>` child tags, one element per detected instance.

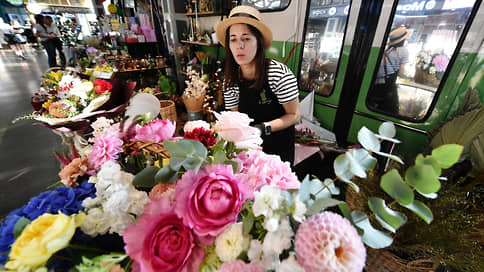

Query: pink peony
<box><xmin>432</xmin><ymin>54</ymin><xmax>449</xmax><ymax>72</ymax></box>
<box><xmin>234</xmin><ymin>150</ymin><xmax>300</xmax><ymax>196</ymax></box>
<box><xmin>88</xmin><ymin>130</ymin><xmax>123</xmax><ymax>170</ymax></box>
<box><xmin>123</xmin><ymin>198</ymin><xmax>205</xmax><ymax>272</ymax></box>
<box><xmin>216</xmin><ymin>260</ymin><xmax>263</xmax><ymax>272</ymax></box>
<box><xmin>212</xmin><ymin>111</ymin><xmax>262</xmax><ymax>149</ymax></box>
<box><xmin>295</xmin><ymin>212</ymin><xmax>366</xmax><ymax>272</ymax></box>
<box><xmin>133</xmin><ymin>119</ymin><xmax>176</xmax><ymax>143</ymax></box>
<box><xmin>174</xmin><ymin>164</ymin><xmax>250</xmax><ymax>238</ymax></box>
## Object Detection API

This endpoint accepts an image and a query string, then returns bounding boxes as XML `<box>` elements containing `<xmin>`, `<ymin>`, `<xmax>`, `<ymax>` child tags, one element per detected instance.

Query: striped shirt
<box><xmin>224</xmin><ymin>59</ymin><xmax>299</xmax><ymax>109</ymax></box>
<box><xmin>376</xmin><ymin>46</ymin><xmax>409</xmax><ymax>84</ymax></box>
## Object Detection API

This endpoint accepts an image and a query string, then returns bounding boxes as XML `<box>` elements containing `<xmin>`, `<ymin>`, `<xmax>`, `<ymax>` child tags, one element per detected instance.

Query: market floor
<box><xmin>0</xmin><ymin>46</ymin><xmax>64</xmax><ymax>218</ymax></box>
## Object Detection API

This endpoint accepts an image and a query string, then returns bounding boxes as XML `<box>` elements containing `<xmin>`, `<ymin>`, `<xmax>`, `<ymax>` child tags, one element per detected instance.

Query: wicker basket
<box><xmin>414</xmin><ymin>70</ymin><xmax>440</xmax><ymax>87</ymax></box>
<box><xmin>345</xmin><ymin>189</ymin><xmax>439</xmax><ymax>272</ymax></box>
<box><xmin>124</xmin><ymin>140</ymin><xmax>170</xmax><ymax>158</ymax></box>
<box><xmin>160</xmin><ymin>100</ymin><xmax>177</xmax><ymax>121</ymax></box>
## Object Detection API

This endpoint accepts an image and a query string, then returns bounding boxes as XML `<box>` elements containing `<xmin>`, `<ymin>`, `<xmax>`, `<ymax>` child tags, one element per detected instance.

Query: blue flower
<box><xmin>0</xmin><ymin>180</ymin><xmax>95</xmax><ymax>265</ymax></box>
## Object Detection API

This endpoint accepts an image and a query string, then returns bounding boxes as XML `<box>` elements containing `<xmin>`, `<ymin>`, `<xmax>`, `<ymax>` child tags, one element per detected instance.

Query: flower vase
<box><xmin>182</xmin><ymin>90</ymin><xmax>205</xmax><ymax>120</ymax></box>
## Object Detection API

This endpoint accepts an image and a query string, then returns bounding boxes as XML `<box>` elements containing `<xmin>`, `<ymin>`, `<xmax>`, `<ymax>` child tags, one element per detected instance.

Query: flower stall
<box><xmin>3</xmin><ymin>66</ymin><xmax>467</xmax><ymax>272</ymax></box>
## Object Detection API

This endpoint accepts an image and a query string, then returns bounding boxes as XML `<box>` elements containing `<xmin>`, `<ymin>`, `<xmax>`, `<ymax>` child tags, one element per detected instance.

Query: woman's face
<box><xmin>229</xmin><ymin>23</ymin><xmax>258</xmax><ymax>66</ymax></box>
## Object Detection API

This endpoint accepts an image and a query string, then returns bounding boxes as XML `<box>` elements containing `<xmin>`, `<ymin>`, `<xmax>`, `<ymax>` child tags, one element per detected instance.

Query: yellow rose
<box><xmin>5</xmin><ymin>213</ymin><xmax>85</xmax><ymax>271</ymax></box>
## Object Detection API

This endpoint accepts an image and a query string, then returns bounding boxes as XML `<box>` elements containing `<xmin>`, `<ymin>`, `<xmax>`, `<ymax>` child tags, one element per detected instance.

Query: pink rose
<box><xmin>133</xmin><ymin>119</ymin><xmax>176</xmax><ymax>143</ymax></box>
<box><xmin>174</xmin><ymin>164</ymin><xmax>249</xmax><ymax>238</ymax></box>
<box><xmin>212</xmin><ymin>111</ymin><xmax>262</xmax><ymax>149</ymax></box>
<box><xmin>123</xmin><ymin>198</ymin><xmax>205</xmax><ymax>272</ymax></box>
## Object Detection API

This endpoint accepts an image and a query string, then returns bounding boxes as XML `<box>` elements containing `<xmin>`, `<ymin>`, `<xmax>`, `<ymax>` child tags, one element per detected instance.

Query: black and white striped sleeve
<box><xmin>268</xmin><ymin>60</ymin><xmax>299</xmax><ymax>104</ymax></box>
<box><xmin>223</xmin><ymin>85</ymin><xmax>239</xmax><ymax>109</ymax></box>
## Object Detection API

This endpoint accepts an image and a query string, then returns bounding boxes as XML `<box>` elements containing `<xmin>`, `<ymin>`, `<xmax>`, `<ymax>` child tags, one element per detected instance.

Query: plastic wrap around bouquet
<box><xmin>1</xmin><ymin>109</ymin><xmax>464</xmax><ymax>272</ymax></box>
<box><xmin>20</xmin><ymin>69</ymin><xmax>135</xmax><ymax>133</ymax></box>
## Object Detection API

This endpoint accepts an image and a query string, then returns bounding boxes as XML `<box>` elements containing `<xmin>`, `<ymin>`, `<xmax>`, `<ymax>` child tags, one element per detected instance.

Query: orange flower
<box><xmin>59</xmin><ymin>157</ymin><xmax>91</xmax><ymax>187</ymax></box>
<box><xmin>48</xmin><ymin>102</ymin><xmax>69</xmax><ymax>118</ymax></box>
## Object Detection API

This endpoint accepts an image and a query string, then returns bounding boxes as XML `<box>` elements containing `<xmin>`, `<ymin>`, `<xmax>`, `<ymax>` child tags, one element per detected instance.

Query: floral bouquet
<box><xmin>24</xmin><ymin>69</ymin><xmax>113</xmax><ymax>127</ymax></box>
<box><xmin>1</xmin><ymin>108</ymin><xmax>463</xmax><ymax>271</ymax></box>
<box><xmin>183</xmin><ymin>71</ymin><xmax>208</xmax><ymax>114</ymax></box>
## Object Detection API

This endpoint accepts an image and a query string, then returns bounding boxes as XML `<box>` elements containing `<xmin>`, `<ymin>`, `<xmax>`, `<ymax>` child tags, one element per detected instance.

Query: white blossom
<box><xmin>290</xmin><ymin>193</ymin><xmax>307</xmax><ymax>223</ymax></box>
<box><xmin>80</xmin><ymin>207</ymin><xmax>110</xmax><ymax>236</ymax></box>
<box><xmin>276</xmin><ymin>255</ymin><xmax>305</xmax><ymax>272</ymax></box>
<box><xmin>263</xmin><ymin>219</ymin><xmax>294</xmax><ymax>255</ymax></box>
<box><xmin>184</xmin><ymin>120</ymin><xmax>211</xmax><ymax>133</ymax></box>
<box><xmin>252</xmin><ymin>185</ymin><xmax>283</xmax><ymax>217</ymax></box>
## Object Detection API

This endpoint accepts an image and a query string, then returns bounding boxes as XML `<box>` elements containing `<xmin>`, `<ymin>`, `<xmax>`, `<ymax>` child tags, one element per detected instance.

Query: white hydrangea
<box><xmin>252</xmin><ymin>185</ymin><xmax>283</xmax><ymax>217</ymax></box>
<box><xmin>263</xmin><ymin>211</ymin><xmax>280</xmax><ymax>232</ymax></box>
<box><xmin>263</xmin><ymin>218</ymin><xmax>294</xmax><ymax>255</ymax></box>
<box><xmin>215</xmin><ymin>223</ymin><xmax>250</xmax><ymax>262</ymax></box>
<box><xmin>82</xmin><ymin>162</ymin><xmax>151</xmax><ymax>236</ymax></box>
<box><xmin>276</xmin><ymin>255</ymin><xmax>305</xmax><ymax>272</ymax></box>
<box><xmin>184</xmin><ymin>120</ymin><xmax>211</xmax><ymax>133</ymax></box>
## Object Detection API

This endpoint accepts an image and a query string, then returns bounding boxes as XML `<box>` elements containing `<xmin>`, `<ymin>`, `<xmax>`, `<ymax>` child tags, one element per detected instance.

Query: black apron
<box><xmin>238</xmin><ymin>80</ymin><xmax>295</xmax><ymax>165</ymax></box>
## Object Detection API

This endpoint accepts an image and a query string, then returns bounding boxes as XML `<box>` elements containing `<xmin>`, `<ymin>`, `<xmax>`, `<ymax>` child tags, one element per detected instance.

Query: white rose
<box><xmin>215</xmin><ymin>223</ymin><xmax>250</xmax><ymax>262</ymax></box>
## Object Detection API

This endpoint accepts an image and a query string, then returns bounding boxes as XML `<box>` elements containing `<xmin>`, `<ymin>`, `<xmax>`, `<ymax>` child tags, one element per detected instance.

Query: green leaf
<box><xmin>373</xmin><ymin>151</ymin><xmax>404</xmax><ymax>164</ymax></box>
<box><xmin>213</xmin><ymin>150</ymin><xmax>226</xmax><ymax>164</ymax></box>
<box><xmin>299</xmin><ymin>175</ymin><xmax>312</xmax><ymax>203</ymax></box>
<box><xmin>338</xmin><ymin>203</ymin><xmax>351</xmax><ymax>219</ymax></box>
<box><xmin>380</xmin><ymin>169</ymin><xmax>414</xmax><ymax>205</ymax></box>
<box><xmin>224</xmin><ymin>160</ymin><xmax>238</xmax><ymax>173</ymax></box>
<box><xmin>133</xmin><ymin>166</ymin><xmax>159</xmax><ymax>188</ymax></box>
<box><xmin>357</xmin><ymin>126</ymin><xmax>381</xmax><ymax>152</ymax></box>
<box><xmin>351</xmin><ymin>211</ymin><xmax>393</xmax><ymax>248</ymax></box>
<box><xmin>334</xmin><ymin>154</ymin><xmax>359</xmax><ymax>192</ymax></box>
<box><xmin>368</xmin><ymin>197</ymin><xmax>407</xmax><ymax>233</ymax></box>
<box><xmin>402</xmin><ymin>200</ymin><xmax>433</xmax><ymax>224</ymax></box>
<box><xmin>155</xmin><ymin>165</ymin><xmax>178</xmax><ymax>184</ymax></box>
<box><xmin>431</xmin><ymin>144</ymin><xmax>463</xmax><ymax>169</ymax></box>
<box><xmin>345</xmin><ymin>151</ymin><xmax>367</xmax><ymax>178</ymax></box>
<box><xmin>352</xmin><ymin>148</ymin><xmax>377</xmax><ymax>171</ymax></box>
<box><xmin>243</xmin><ymin>213</ymin><xmax>254</xmax><ymax>236</ymax></box>
<box><xmin>414</xmin><ymin>155</ymin><xmax>441</xmax><ymax>176</ymax></box>
<box><xmin>405</xmin><ymin>164</ymin><xmax>440</xmax><ymax>194</ymax></box>
<box><xmin>13</xmin><ymin>217</ymin><xmax>31</xmax><ymax>238</ymax></box>
<box><xmin>306</xmin><ymin>198</ymin><xmax>343</xmax><ymax>216</ymax></box>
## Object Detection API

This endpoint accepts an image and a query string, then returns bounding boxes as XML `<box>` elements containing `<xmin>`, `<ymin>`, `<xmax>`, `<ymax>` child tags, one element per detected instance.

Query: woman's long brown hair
<box><xmin>223</xmin><ymin>24</ymin><xmax>268</xmax><ymax>90</ymax></box>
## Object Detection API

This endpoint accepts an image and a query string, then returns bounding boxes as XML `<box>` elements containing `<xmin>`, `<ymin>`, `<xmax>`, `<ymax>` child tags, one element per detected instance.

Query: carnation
<box><xmin>215</xmin><ymin>223</ymin><xmax>250</xmax><ymax>262</ymax></box>
<box><xmin>184</xmin><ymin>127</ymin><xmax>217</xmax><ymax>147</ymax></box>
<box><xmin>295</xmin><ymin>212</ymin><xmax>366</xmax><ymax>272</ymax></box>
<box><xmin>59</xmin><ymin>157</ymin><xmax>92</xmax><ymax>187</ymax></box>
<box><xmin>88</xmin><ymin>130</ymin><xmax>123</xmax><ymax>170</ymax></box>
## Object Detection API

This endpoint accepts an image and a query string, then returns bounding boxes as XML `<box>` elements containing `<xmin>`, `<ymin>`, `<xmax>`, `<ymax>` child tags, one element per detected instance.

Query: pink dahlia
<box><xmin>215</xmin><ymin>260</ymin><xmax>263</xmax><ymax>272</ymax></box>
<box><xmin>174</xmin><ymin>164</ymin><xmax>250</xmax><ymax>238</ymax></box>
<box><xmin>234</xmin><ymin>150</ymin><xmax>300</xmax><ymax>196</ymax></box>
<box><xmin>123</xmin><ymin>198</ymin><xmax>205</xmax><ymax>272</ymax></box>
<box><xmin>88</xmin><ymin>131</ymin><xmax>123</xmax><ymax>170</ymax></box>
<box><xmin>133</xmin><ymin>119</ymin><xmax>176</xmax><ymax>143</ymax></box>
<box><xmin>295</xmin><ymin>212</ymin><xmax>366</xmax><ymax>272</ymax></box>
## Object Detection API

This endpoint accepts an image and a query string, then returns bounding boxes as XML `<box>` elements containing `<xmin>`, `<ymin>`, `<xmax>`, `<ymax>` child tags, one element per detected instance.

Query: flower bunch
<box><xmin>416</xmin><ymin>50</ymin><xmax>449</xmax><ymax>75</ymax></box>
<box><xmin>184</xmin><ymin>70</ymin><xmax>208</xmax><ymax>99</ymax></box>
<box><xmin>28</xmin><ymin>70</ymin><xmax>113</xmax><ymax>125</ymax></box>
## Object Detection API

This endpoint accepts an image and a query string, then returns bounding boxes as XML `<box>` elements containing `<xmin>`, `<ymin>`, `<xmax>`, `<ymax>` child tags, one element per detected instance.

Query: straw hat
<box><xmin>388</xmin><ymin>26</ymin><xmax>410</xmax><ymax>46</ymax></box>
<box><xmin>216</xmin><ymin>5</ymin><xmax>273</xmax><ymax>49</ymax></box>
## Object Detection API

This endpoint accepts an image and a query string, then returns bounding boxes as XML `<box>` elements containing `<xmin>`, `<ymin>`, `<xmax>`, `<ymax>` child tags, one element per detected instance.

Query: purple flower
<box><xmin>432</xmin><ymin>54</ymin><xmax>449</xmax><ymax>72</ymax></box>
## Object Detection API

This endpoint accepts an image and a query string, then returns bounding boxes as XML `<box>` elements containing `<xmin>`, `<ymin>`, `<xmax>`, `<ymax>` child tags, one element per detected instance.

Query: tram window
<box><xmin>367</xmin><ymin>0</ymin><xmax>477</xmax><ymax>120</ymax></box>
<box><xmin>299</xmin><ymin>0</ymin><xmax>351</xmax><ymax>96</ymax></box>
<box><xmin>239</xmin><ymin>0</ymin><xmax>291</xmax><ymax>11</ymax></box>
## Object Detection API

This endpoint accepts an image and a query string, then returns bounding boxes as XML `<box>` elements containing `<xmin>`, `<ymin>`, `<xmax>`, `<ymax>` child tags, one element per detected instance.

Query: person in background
<box><xmin>216</xmin><ymin>5</ymin><xmax>300</xmax><ymax>165</ymax></box>
<box><xmin>59</xmin><ymin>18</ymin><xmax>81</xmax><ymax>66</ymax></box>
<box><xmin>33</xmin><ymin>14</ymin><xmax>57</xmax><ymax>67</ymax></box>
<box><xmin>369</xmin><ymin>26</ymin><xmax>410</xmax><ymax>115</ymax></box>
<box><xmin>0</xmin><ymin>19</ymin><xmax>26</xmax><ymax>59</ymax></box>
<box><xmin>45</xmin><ymin>16</ymin><xmax>66</xmax><ymax>67</ymax></box>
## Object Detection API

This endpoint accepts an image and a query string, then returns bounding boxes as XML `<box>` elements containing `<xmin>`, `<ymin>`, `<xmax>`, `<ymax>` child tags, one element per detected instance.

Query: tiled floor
<box><xmin>0</xmin><ymin>46</ymin><xmax>64</xmax><ymax>218</ymax></box>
